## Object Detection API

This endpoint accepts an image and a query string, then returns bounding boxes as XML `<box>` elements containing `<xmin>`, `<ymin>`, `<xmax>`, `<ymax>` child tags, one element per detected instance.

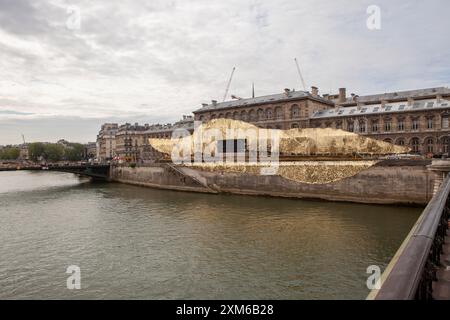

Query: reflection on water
<box><xmin>0</xmin><ymin>171</ymin><xmax>421</xmax><ymax>299</ymax></box>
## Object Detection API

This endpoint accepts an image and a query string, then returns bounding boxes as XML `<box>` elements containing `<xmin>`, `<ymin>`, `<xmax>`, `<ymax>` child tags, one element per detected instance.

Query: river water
<box><xmin>0</xmin><ymin>171</ymin><xmax>421</xmax><ymax>299</ymax></box>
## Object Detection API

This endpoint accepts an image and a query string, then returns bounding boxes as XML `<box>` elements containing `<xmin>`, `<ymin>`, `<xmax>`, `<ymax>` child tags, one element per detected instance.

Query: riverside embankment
<box><xmin>110</xmin><ymin>160</ymin><xmax>435</xmax><ymax>205</ymax></box>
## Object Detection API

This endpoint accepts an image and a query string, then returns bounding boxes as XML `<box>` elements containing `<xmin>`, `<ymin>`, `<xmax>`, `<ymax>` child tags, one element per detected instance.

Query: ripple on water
<box><xmin>0</xmin><ymin>171</ymin><xmax>422</xmax><ymax>299</ymax></box>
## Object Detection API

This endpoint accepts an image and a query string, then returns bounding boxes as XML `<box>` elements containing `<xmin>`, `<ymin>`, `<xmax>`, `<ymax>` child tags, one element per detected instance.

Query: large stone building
<box><xmin>96</xmin><ymin>123</ymin><xmax>118</xmax><ymax>162</ymax></box>
<box><xmin>193</xmin><ymin>86</ymin><xmax>450</xmax><ymax>156</ymax></box>
<box><xmin>193</xmin><ymin>88</ymin><xmax>334</xmax><ymax>129</ymax></box>
<box><xmin>310</xmin><ymin>87</ymin><xmax>450</xmax><ymax>155</ymax></box>
<box><xmin>115</xmin><ymin>122</ymin><xmax>149</xmax><ymax>162</ymax></box>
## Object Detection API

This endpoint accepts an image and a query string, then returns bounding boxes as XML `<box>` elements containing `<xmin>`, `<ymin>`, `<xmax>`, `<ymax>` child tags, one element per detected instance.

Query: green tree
<box><xmin>43</xmin><ymin>144</ymin><xmax>64</xmax><ymax>162</ymax></box>
<box><xmin>0</xmin><ymin>147</ymin><xmax>20</xmax><ymax>160</ymax></box>
<box><xmin>28</xmin><ymin>142</ymin><xmax>45</xmax><ymax>161</ymax></box>
<box><xmin>64</xmin><ymin>143</ymin><xmax>84</xmax><ymax>161</ymax></box>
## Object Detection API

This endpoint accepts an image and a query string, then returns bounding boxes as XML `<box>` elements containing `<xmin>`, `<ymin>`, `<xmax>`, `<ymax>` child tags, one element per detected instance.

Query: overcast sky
<box><xmin>0</xmin><ymin>0</ymin><xmax>449</xmax><ymax>144</ymax></box>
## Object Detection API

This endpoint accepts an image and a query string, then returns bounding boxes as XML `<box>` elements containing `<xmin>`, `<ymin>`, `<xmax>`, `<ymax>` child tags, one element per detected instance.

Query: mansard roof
<box><xmin>312</xmin><ymin>98</ymin><xmax>450</xmax><ymax>119</ymax></box>
<box><xmin>340</xmin><ymin>87</ymin><xmax>450</xmax><ymax>106</ymax></box>
<box><xmin>193</xmin><ymin>90</ymin><xmax>333</xmax><ymax>113</ymax></box>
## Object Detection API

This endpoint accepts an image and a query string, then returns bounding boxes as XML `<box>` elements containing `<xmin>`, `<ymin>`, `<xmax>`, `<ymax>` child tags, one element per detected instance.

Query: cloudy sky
<box><xmin>0</xmin><ymin>0</ymin><xmax>449</xmax><ymax>144</ymax></box>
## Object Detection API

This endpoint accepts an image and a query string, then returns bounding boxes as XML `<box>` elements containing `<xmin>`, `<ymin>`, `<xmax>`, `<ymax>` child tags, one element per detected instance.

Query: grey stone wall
<box><xmin>110</xmin><ymin>164</ymin><xmax>215</xmax><ymax>194</ymax></box>
<box><xmin>111</xmin><ymin>162</ymin><xmax>433</xmax><ymax>205</ymax></box>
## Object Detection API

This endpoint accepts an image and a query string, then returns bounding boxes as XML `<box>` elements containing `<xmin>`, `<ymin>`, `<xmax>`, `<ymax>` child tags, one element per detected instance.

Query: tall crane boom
<box><xmin>223</xmin><ymin>67</ymin><xmax>236</xmax><ymax>102</ymax></box>
<box><xmin>294</xmin><ymin>58</ymin><xmax>306</xmax><ymax>91</ymax></box>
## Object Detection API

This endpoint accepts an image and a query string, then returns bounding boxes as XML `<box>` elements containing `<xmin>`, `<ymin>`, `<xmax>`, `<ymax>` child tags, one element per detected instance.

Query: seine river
<box><xmin>0</xmin><ymin>171</ymin><xmax>421</xmax><ymax>299</ymax></box>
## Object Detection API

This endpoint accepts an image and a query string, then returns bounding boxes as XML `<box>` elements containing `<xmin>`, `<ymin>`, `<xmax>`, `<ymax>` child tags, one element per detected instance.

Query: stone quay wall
<box><xmin>110</xmin><ymin>160</ymin><xmax>435</xmax><ymax>206</ymax></box>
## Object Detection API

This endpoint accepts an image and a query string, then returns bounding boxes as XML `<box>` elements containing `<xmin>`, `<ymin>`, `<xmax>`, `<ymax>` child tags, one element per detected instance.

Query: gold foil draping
<box><xmin>147</xmin><ymin>119</ymin><xmax>408</xmax><ymax>184</ymax></box>
<box><xmin>149</xmin><ymin>118</ymin><xmax>410</xmax><ymax>156</ymax></box>
<box><xmin>188</xmin><ymin>161</ymin><xmax>377</xmax><ymax>184</ymax></box>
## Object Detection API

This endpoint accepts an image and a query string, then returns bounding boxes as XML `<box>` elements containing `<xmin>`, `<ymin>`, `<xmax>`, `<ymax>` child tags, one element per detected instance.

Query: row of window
<box><xmin>199</xmin><ymin>105</ymin><xmax>310</xmax><ymax>122</ymax></box>
<box><xmin>333</xmin><ymin>117</ymin><xmax>449</xmax><ymax>133</ymax></box>
<box><xmin>383</xmin><ymin>137</ymin><xmax>449</xmax><ymax>153</ymax></box>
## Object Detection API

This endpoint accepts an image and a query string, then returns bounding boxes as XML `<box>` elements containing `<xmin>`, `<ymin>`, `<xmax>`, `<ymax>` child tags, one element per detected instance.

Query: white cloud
<box><xmin>0</xmin><ymin>0</ymin><xmax>449</xmax><ymax>144</ymax></box>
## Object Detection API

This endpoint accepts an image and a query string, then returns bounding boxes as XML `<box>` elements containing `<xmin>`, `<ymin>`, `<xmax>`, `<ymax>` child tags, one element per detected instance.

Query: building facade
<box><xmin>83</xmin><ymin>142</ymin><xmax>97</xmax><ymax>160</ymax></box>
<box><xmin>115</xmin><ymin>123</ymin><xmax>149</xmax><ymax>162</ymax></box>
<box><xmin>310</xmin><ymin>87</ymin><xmax>450</xmax><ymax>155</ymax></box>
<box><xmin>193</xmin><ymin>86</ymin><xmax>450</xmax><ymax>156</ymax></box>
<box><xmin>109</xmin><ymin>116</ymin><xmax>194</xmax><ymax>163</ymax></box>
<box><xmin>193</xmin><ymin>88</ymin><xmax>334</xmax><ymax>130</ymax></box>
<box><xmin>96</xmin><ymin>123</ymin><xmax>118</xmax><ymax>162</ymax></box>
<box><xmin>96</xmin><ymin>86</ymin><xmax>450</xmax><ymax>159</ymax></box>
<box><xmin>19</xmin><ymin>144</ymin><xmax>29</xmax><ymax>160</ymax></box>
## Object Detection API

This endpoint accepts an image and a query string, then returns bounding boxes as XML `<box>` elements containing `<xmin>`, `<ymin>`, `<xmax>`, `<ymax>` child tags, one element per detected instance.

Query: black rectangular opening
<box><xmin>218</xmin><ymin>139</ymin><xmax>246</xmax><ymax>153</ymax></box>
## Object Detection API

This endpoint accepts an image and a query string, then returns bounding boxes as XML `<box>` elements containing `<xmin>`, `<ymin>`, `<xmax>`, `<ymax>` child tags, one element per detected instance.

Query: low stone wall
<box><xmin>111</xmin><ymin>161</ymin><xmax>434</xmax><ymax>205</ymax></box>
<box><xmin>110</xmin><ymin>164</ymin><xmax>216</xmax><ymax>194</ymax></box>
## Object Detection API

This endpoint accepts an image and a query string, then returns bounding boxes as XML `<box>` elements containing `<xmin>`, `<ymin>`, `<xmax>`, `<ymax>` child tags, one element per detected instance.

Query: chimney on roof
<box><xmin>311</xmin><ymin>86</ymin><xmax>318</xmax><ymax>96</ymax></box>
<box><xmin>284</xmin><ymin>88</ymin><xmax>291</xmax><ymax>96</ymax></box>
<box><xmin>211</xmin><ymin>100</ymin><xmax>217</xmax><ymax>106</ymax></box>
<box><xmin>338</xmin><ymin>88</ymin><xmax>346</xmax><ymax>103</ymax></box>
<box><xmin>201</xmin><ymin>103</ymin><xmax>208</xmax><ymax>107</ymax></box>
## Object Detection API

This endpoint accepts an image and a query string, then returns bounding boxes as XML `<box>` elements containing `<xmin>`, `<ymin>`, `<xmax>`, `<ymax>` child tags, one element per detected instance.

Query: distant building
<box><xmin>57</xmin><ymin>139</ymin><xmax>70</xmax><ymax>147</ymax></box>
<box><xmin>115</xmin><ymin>116</ymin><xmax>194</xmax><ymax>162</ymax></box>
<box><xmin>84</xmin><ymin>142</ymin><xmax>97</xmax><ymax>160</ymax></box>
<box><xmin>96</xmin><ymin>123</ymin><xmax>118</xmax><ymax>162</ymax></box>
<box><xmin>95</xmin><ymin>116</ymin><xmax>194</xmax><ymax>163</ymax></box>
<box><xmin>19</xmin><ymin>144</ymin><xmax>29</xmax><ymax>160</ymax></box>
<box><xmin>115</xmin><ymin>122</ymin><xmax>149</xmax><ymax>162</ymax></box>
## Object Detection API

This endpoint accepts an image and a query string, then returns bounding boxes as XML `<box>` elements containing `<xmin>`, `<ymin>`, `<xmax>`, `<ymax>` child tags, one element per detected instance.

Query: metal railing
<box><xmin>369</xmin><ymin>175</ymin><xmax>450</xmax><ymax>299</ymax></box>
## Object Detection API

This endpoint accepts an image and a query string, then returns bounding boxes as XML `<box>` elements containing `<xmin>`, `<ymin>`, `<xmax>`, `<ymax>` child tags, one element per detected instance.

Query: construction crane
<box><xmin>294</xmin><ymin>58</ymin><xmax>306</xmax><ymax>91</ymax></box>
<box><xmin>223</xmin><ymin>67</ymin><xmax>236</xmax><ymax>102</ymax></box>
<box><xmin>21</xmin><ymin>134</ymin><xmax>26</xmax><ymax>145</ymax></box>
